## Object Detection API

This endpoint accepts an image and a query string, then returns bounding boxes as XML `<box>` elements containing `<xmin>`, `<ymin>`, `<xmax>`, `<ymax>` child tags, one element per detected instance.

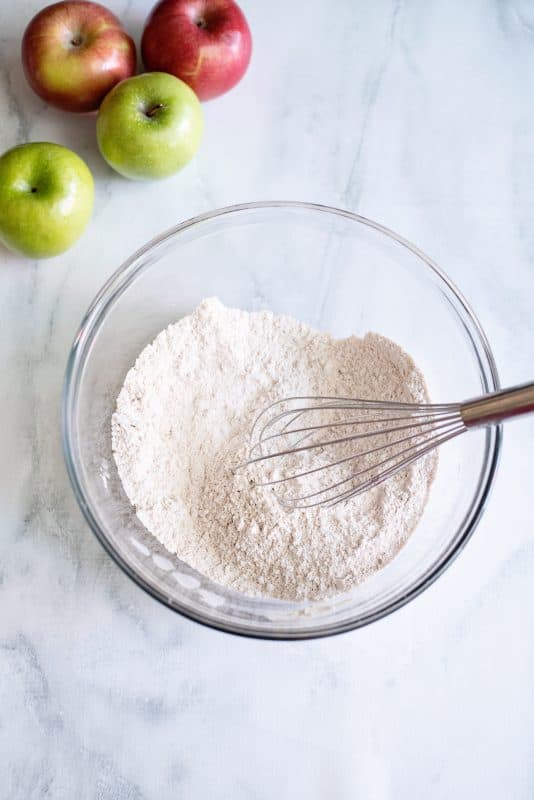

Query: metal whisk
<box><xmin>245</xmin><ymin>382</ymin><xmax>534</xmax><ymax>509</ymax></box>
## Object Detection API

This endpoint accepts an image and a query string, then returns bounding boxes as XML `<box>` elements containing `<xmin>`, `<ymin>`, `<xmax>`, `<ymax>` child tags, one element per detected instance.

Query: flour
<box><xmin>112</xmin><ymin>298</ymin><xmax>435</xmax><ymax>601</ymax></box>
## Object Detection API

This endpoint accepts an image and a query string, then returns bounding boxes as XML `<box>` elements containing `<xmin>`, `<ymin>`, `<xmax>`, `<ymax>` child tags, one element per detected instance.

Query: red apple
<box><xmin>22</xmin><ymin>1</ymin><xmax>136</xmax><ymax>113</ymax></box>
<box><xmin>141</xmin><ymin>0</ymin><xmax>252</xmax><ymax>101</ymax></box>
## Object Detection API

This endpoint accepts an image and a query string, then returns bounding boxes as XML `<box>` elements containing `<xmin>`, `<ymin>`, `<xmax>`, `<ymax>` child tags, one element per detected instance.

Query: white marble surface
<box><xmin>2</xmin><ymin>0</ymin><xmax>534</xmax><ymax>796</ymax></box>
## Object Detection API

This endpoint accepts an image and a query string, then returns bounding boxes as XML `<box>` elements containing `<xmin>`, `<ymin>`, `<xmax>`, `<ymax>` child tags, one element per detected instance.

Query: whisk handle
<box><xmin>461</xmin><ymin>381</ymin><xmax>534</xmax><ymax>428</ymax></box>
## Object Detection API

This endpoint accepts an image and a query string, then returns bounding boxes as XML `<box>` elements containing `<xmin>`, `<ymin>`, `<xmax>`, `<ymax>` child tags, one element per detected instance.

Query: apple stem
<box><xmin>70</xmin><ymin>35</ymin><xmax>83</xmax><ymax>47</ymax></box>
<box><xmin>145</xmin><ymin>103</ymin><xmax>165</xmax><ymax>118</ymax></box>
<box><xmin>196</xmin><ymin>17</ymin><xmax>207</xmax><ymax>28</ymax></box>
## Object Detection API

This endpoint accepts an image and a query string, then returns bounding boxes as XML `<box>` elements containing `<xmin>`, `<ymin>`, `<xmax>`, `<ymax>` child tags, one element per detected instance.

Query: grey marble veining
<box><xmin>1</xmin><ymin>1</ymin><xmax>534</xmax><ymax>797</ymax></box>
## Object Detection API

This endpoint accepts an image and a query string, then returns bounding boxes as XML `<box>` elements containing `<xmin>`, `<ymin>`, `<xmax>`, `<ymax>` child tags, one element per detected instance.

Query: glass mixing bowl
<box><xmin>62</xmin><ymin>201</ymin><xmax>501</xmax><ymax>639</ymax></box>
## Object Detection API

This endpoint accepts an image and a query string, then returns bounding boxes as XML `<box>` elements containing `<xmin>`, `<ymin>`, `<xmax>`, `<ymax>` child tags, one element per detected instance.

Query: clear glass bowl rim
<box><xmin>62</xmin><ymin>200</ymin><xmax>502</xmax><ymax>640</ymax></box>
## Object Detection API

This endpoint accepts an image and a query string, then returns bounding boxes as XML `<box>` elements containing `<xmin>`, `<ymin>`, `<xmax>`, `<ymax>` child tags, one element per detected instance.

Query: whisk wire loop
<box><xmin>245</xmin><ymin>396</ymin><xmax>465</xmax><ymax>508</ymax></box>
<box><xmin>243</xmin><ymin>383</ymin><xmax>534</xmax><ymax>509</ymax></box>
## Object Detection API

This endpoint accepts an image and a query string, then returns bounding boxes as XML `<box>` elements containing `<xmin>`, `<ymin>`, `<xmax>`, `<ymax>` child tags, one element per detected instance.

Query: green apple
<box><xmin>0</xmin><ymin>142</ymin><xmax>94</xmax><ymax>259</ymax></box>
<box><xmin>96</xmin><ymin>72</ymin><xmax>203</xmax><ymax>180</ymax></box>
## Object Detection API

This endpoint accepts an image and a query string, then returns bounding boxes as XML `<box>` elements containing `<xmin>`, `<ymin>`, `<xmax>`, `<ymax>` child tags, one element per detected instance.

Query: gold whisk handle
<box><xmin>461</xmin><ymin>381</ymin><xmax>534</xmax><ymax>428</ymax></box>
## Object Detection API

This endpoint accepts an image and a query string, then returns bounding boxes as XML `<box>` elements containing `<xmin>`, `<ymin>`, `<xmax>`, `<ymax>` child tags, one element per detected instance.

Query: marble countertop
<box><xmin>2</xmin><ymin>0</ymin><xmax>534</xmax><ymax>797</ymax></box>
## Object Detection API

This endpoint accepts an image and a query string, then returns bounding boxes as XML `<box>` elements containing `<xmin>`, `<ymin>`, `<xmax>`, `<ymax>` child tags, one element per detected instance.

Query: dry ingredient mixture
<box><xmin>112</xmin><ymin>298</ymin><xmax>435</xmax><ymax>601</ymax></box>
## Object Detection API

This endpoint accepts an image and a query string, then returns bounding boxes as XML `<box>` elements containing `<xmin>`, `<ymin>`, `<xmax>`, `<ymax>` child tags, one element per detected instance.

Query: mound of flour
<box><xmin>112</xmin><ymin>298</ymin><xmax>435</xmax><ymax>601</ymax></box>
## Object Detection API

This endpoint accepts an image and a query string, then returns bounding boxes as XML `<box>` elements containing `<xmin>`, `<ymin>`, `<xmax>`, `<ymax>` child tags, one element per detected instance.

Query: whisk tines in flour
<box><xmin>243</xmin><ymin>395</ymin><xmax>457</xmax><ymax>509</ymax></box>
<box><xmin>245</xmin><ymin>382</ymin><xmax>534</xmax><ymax>509</ymax></box>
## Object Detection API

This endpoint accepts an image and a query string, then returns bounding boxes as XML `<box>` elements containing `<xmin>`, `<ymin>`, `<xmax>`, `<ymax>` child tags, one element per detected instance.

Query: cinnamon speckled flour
<box><xmin>112</xmin><ymin>298</ymin><xmax>435</xmax><ymax>601</ymax></box>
